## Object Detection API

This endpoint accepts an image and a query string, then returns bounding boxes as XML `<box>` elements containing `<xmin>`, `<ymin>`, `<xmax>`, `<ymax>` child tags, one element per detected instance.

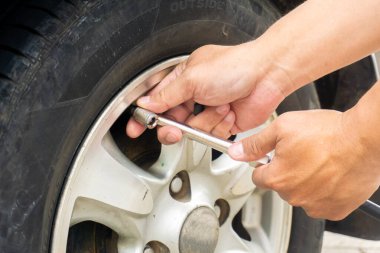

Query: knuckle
<box><xmin>212</xmin><ymin>129</ymin><xmax>228</xmax><ymax>139</ymax></box>
<box><xmin>182</xmin><ymin>71</ymin><xmax>196</xmax><ymax>92</ymax></box>
<box><xmin>157</xmin><ymin>127</ymin><xmax>169</xmax><ymax>144</ymax></box>
<box><xmin>279</xmin><ymin>111</ymin><xmax>293</xmax><ymax>120</ymax></box>
<box><xmin>303</xmin><ymin>204</ymin><xmax>324</xmax><ymax>219</ymax></box>
<box><xmin>253</xmin><ymin>164</ymin><xmax>279</xmax><ymax>190</ymax></box>
<box><xmin>157</xmin><ymin>90</ymin><xmax>170</xmax><ymax>109</ymax></box>
<box><xmin>276</xmin><ymin>112</ymin><xmax>293</xmax><ymax>130</ymax></box>
<box><xmin>195</xmin><ymin>44</ymin><xmax>213</xmax><ymax>53</ymax></box>
<box><xmin>190</xmin><ymin>46</ymin><xmax>207</xmax><ymax>59</ymax></box>
<box><xmin>243</xmin><ymin>136</ymin><xmax>263</xmax><ymax>158</ymax></box>
<box><xmin>211</xmin><ymin>129</ymin><xmax>221</xmax><ymax>137</ymax></box>
<box><xmin>263</xmin><ymin>176</ymin><xmax>280</xmax><ymax>191</ymax></box>
<box><xmin>305</xmin><ymin>209</ymin><xmax>321</xmax><ymax>219</ymax></box>
<box><xmin>179</xmin><ymin>59</ymin><xmax>188</xmax><ymax>70</ymax></box>
<box><xmin>285</xmin><ymin>192</ymin><xmax>301</xmax><ymax>206</ymax></box>
<box><xmin>304</xmin><ymin>205</ymin><xmax>349</xmax><ymax>220</ymax></box>
<box><xmin>327</xmin><ymin>211</ymin><xmax>350</xmax><ymax>221</ymax></box>
<box><xmin>287</xmin><ymin>198</ymin><xmax>299</xmax><ymax>207</ymax></box>
<box><xmin>171</xmin><ymin>71</ymin><xmax>195</xmax><ymax>103</ymax></box>
<box><xmin>265</xmin><ymin>178</ymin><xmax>277</xmax><ymax>190</ymax></box>
<box><xmin>287</xmin><ymin>196</ymin><xmax>306</xmax><ymax>207</ymax></box>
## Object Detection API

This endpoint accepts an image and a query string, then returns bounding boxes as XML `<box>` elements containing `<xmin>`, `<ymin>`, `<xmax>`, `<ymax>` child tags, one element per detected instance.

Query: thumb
<box><xmin>137</xmin><ymin>62</ymin><xmax>195</xmax><ymax>113</ymax></box>
<box><xmin>228</xmin><ymin>123</ymin><xmax>277</xmax><ymax>161</ymax></box>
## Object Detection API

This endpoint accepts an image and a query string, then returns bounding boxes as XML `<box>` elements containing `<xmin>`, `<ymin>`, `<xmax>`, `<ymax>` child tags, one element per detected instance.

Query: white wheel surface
<box><xmin>52</xmin><ymin>57</ymin><xmax>292</xmax><ymax>253</ymax></box>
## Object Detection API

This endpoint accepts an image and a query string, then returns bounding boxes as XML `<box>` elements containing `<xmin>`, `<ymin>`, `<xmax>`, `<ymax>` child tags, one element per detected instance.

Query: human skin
<box><xmin>230</xmin><ymin>86</ymin><xmax>380</xmax><ymax>220</ymax></box>
<box><xmin>126</xmin><ymin>0</ymin><xmax>380</xmax><ymax>220</ymax></box>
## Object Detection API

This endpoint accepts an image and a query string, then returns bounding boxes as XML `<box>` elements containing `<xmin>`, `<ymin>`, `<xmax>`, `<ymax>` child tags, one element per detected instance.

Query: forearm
<box><xmin>248</xmin><ymin>0</ymin><xmax>380</xmax><ymax>95</ymax></box>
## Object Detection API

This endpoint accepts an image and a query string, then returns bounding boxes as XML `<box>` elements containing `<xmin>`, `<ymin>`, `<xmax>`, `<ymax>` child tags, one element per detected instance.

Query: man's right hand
<box><xmin>126</xmin><ymin>43</ymin><xmax>289</xmax><ymax>144</ymax></box>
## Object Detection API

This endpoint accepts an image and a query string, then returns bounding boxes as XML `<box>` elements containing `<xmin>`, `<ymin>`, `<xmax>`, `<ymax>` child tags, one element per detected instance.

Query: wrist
<box><xmin>343</xmin><ymin>83</ymin><xmax>380</xmax><ymax>152</ymax></box>
<box><xmin>241</xmin><ymin>40</ymin><xmax>296</xmax><ymax>101</ymax></box>
<box><xmin>342</xmin><ymin>87</ymin><xmax>380</xmax><ymax>185</ymax></box>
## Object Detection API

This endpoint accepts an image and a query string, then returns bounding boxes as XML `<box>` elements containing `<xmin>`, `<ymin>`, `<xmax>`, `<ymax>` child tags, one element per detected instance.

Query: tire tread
<box><xmin>0</xmin><ymin>0</ymin><xmax>85</xmax><ymax>140</ymax></box>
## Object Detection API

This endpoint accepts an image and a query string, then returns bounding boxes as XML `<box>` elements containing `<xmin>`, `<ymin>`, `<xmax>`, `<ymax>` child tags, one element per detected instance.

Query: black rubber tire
<box><xmin>0</xmin><ymin>0</ymin><xmax>324</xmax><ymax>252</ymax></box>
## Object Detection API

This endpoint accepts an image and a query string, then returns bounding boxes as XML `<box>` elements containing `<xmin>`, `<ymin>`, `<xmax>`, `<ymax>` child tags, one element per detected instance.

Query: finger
<box><xmin>228</xmin><ymin>122</ymin><xmax>277</xmax><ymax>161</ymax></box>
<box><xmin>251</xmin><ymin>163</ymin><xmax>273</xmax><ymax>189</ymax></box>
<box><xmin>157</xmin><ymin>126</ymin><xmax>183</xmax><ymax>145</ymax></box>
<box><xmin>186</xmin><ymin>104</ymin><xmax>230</xmax><ymax>132</ymax></box>
<box><xmin>211</xmin><ymin>111</ymin><xmax>235</xmax><ymax>139</ymax></box>
<box><xmin>150</xmin><ymin>61</ymin><xmax>187</xmax><ymax>94</ymax></box>
<box><xmin>156</xmin><ymin>103</ymin><xmax>193</xmax><ymax>144</ymax></box>
<box><xmin>126</xmin><ymin>118</ymin><xmax>146</xmax><ymax>138</ymax></box>
<box><xmin>137</xmin><ymin>69</ymin><xmax>195</xmax><ymax>113</ymax></box>
<box><xmin>230</xmin><ymin>124</ymin><xmax>242</xmax><ymax>135</ymax></box>
<box><xmin>157</xmin><ymin>104</ymin><xmax>230</xmax><ymax>144</ymax></box>
<box><xmin>164</xmin><ymin>103</ymin><xmax>193</xmax><ymax>123</ymax></box>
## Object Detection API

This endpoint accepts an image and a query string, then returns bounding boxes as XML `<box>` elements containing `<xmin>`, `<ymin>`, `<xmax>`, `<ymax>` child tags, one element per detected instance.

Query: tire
<box><xmin>0</xmin><ymin>0</ymin><xmax>324</xmax><ymax>252</ymax></box>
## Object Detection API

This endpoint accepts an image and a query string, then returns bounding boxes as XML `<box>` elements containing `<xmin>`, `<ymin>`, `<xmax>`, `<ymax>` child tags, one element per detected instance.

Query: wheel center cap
<box><xmin>179</xmin><ymin>206</ymin><xmax>219</xmax><ymax>253</ymax></box>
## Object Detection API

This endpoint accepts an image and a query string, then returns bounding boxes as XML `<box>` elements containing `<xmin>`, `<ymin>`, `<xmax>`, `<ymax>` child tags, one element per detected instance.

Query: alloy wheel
<box><xmin>52</xmin><ymin>57</ymin><xmax>292</xmax><ymax>253</ymax></box>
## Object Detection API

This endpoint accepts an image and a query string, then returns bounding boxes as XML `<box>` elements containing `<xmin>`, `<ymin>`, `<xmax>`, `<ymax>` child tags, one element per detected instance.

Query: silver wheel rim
<box><xmin>51</xmin><ymin>56</ymin><xmax>292</xmax><ymax>253</ymax></box>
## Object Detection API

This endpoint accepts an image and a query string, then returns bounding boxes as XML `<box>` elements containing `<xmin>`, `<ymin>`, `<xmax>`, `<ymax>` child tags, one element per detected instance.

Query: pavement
<box><xmin>322</xmin><ymin>232</ymin><xmax>380</xmax><ymax>253</ymax></box>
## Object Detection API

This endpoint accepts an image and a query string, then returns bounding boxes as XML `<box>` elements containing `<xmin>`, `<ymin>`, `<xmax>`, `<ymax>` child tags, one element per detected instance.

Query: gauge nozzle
<box><xmin>132</xmin><ymin>107</ymin><xmax>159</xmax><ymax>129</ymax></box>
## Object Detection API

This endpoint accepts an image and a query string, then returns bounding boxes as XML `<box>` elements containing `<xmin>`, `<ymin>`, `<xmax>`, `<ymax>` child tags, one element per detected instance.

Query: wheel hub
<box><xmin>179</xmin><ymin>207</ymin><xmax>219</xmax><ymax>253</ymax></box>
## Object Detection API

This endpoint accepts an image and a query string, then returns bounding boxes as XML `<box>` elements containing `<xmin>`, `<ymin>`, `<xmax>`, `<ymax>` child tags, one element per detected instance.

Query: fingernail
<box><xmin>216</xmin><ymin>104</ymin><xmax>229</xmax><ymax>115</ymax></box>
<box><xmin>228</xmin><ymin>142</ymin><xmax>245</xmax><ymax>160</ymax></box>
<box><xmin>137</xmin><ymin>96</ymin><xmax>150</xmax><ymax>106</ymax></box>
<box><xmin>165</xmin><ymin>133</ymin><xmax>178</xmax><ymax>143</ymax></box>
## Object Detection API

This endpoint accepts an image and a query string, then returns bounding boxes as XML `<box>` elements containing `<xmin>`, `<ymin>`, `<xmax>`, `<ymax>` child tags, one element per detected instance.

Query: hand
<box><xmin>228</xmin><ymin>109</ymin><xmax>380</xmax><ymax>220</ymax></box>
<box><xmin>126</xmin><ymin>43</ymin><xmax>289</xmax><ymax>144</ymax></box>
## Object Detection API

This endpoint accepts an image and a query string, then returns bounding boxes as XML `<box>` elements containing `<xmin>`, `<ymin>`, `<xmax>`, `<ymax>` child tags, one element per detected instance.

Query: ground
<box><xmin>322</xmin><ymin>232</ymin><xmax>380</xmax><ymax>253</ymax></box>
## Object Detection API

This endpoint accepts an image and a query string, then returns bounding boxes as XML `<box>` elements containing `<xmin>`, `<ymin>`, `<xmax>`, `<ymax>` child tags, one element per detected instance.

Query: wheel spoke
<box><xmin>148</xmin><ymin>140</ymin><xmax>186</xmax><ymax>180</ymax></box>
<box><xmin>215</xmin><ymin>225</ymin><xmax>265</xmax><ymax>253</ymax></box>
<box><xmin>240</xmin><ymin>193</ymin><xmax>273</xmax><ymax>252</ymax></box>
<box><xmin>189</xmin><ymin>141</ymin><xmax>210</xmax><ymax>169</ymax></box>
<box><xmin>181</xmin><ymin>138</ymin><xmax>212</xmax><ymax>171</ymax></box>
<box><xmin>212</xmin><ymin>155</ymin><xmax>273</xmax><ymax>200</ymax></box>
<box><xmin>211</xmin><ymin>154</ymin><xmax>255</xmax><ymax>198</ymax></box>
<box><xmin>71</xmin><ymin>133</ymin><xmax>154</xmax><ymax>218</ymax></box>
<box><xmin>215</xmin><ymin>192</ymin><xmax>273</xmax><ymax>253</ymax></box>
<box><xmin>241</xmin><ymin>193</ymin><xmax>262</xmax><ymax>229</ymax></box>
<box><xmin>220</xmin><ymin>120</ymin><xmax>273</xmax><ymax>197</ymax></box>
<box><xmin>72</xmin><ymin>197</ymin><xmax>144</xmax><ymax>243</ymax></box>
<box><xmin>149</xmin><ymin>138</ymin><xmax>211</xmax><ymax>178</ymax></box>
